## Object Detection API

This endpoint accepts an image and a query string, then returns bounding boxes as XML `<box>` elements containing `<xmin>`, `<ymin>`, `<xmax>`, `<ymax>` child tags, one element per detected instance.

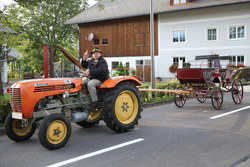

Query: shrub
<box><xmin>115</xmin><ymin>62</ymin><xmax>129</xmax><ymax>76</ymax></box>
<box><xmin>131</xmin><ymin>69</ymin><xmax>136</xmax><ymax>76</ymax></box>
<box><xmin>0</xmin><ymin>97</ymin><xmax>11</xmax><ymax>126</ymax></box>
<box><xmin>138</xmin><ymin>79</ymin><xmax>180</xmax><ymax>102</ymax></box>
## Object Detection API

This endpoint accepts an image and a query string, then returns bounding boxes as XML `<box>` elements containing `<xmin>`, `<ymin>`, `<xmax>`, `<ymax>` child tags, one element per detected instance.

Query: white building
<box><xmin>66</xmin><ymin>0</ymin><xmax>250</xmax><ymax>81</ymax></box>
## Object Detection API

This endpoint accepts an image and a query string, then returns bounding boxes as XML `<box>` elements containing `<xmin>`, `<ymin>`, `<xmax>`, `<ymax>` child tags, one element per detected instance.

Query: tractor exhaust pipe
<box><xmin>71</xmin><ymin>112</ymin><xmax>88</xmax><ymax>123</ymax></box>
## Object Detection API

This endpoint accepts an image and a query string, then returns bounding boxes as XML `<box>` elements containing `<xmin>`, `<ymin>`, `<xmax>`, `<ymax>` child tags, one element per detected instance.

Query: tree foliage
<box><xmin>1</xmin><ymin>0</ymin><xmax>85</xmax><ymax>74</ymax></box>
<box><xmin>1</xmin><ymin>0</ymin><xmax>115</xmax><ymax>74</ymax></box>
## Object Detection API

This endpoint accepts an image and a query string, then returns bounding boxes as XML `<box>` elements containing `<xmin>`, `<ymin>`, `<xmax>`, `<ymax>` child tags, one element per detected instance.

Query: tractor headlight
<box><xmin>62</xmin><ymin>91</ymin><xmax>70</xmax><ymax>99</ymax></box>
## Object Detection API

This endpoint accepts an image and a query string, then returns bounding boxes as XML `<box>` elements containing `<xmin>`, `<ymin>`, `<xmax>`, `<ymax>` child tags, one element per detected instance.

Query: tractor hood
<box><xmin>9</xmin><ymin>78</ymin><xmax>83</xmax><ymax>119</ymax></box>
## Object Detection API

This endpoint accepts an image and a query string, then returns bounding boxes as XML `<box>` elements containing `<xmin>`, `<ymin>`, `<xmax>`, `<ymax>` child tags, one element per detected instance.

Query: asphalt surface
<box><xmin>1</xmin><ymin>91</ymin><xmax>250</xmax><ymax>167</ymax></box>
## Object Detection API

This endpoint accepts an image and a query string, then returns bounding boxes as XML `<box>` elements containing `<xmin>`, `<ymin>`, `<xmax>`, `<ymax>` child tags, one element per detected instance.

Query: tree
<box><xmin>0</xmin><ymin>10</ymin><xmax>20</xmax><ymax>97</ymax></box>
<box><xmin>2</xmin><ymin>0</ymin><xmax>115</xmax><ymax>77</ymax></box>
<box><xmin>2</xmin><ymin>0</ymin><xmax>86</xmax><ymax>75</ymax></box>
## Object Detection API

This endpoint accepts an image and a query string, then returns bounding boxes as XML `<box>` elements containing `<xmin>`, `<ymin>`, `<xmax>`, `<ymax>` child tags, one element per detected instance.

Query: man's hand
<box><xmin>82</xmin><ymin>50</ymin><xmax>89</xmax><ymax>61</ymax></box>
<box><xmin>83</xmin><ymin>71</ymin><xmax>90</xmax><ymax>77</ymax></box>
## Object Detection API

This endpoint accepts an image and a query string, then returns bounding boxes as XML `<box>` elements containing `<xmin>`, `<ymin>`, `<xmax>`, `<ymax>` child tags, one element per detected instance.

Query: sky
<box><xmin>0</xmin><ymin>0</ymin><xmax>97</xmax><ymax>10</ymax></box>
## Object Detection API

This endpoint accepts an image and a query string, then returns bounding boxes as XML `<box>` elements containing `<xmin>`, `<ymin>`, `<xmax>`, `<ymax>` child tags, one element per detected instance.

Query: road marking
<box><xmin>210</xmin><ymin>106</ymin><xmax>250</xmax><ymax>120</ymax></box>
<box><xmin>46</xmin><ymin>138</ymin><xmax>144</xmax><ymax>167</ymax></box>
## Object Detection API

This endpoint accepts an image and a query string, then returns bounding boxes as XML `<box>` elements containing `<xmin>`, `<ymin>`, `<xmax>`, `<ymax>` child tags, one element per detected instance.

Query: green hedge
<box><xmin>0</xmin><ymin>97</ymin><xmax>11</xmax><ymax>127</ymax></box>
<box><xmin>138</xmin><ymin>79</ymin><xmax>181</xmax><ymax>102</ymax></box>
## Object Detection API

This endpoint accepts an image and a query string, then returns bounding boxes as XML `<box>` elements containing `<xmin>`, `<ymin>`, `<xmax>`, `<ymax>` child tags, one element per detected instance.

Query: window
<box><xmin>112</xmin><ymin>61</ymin><xmax>119</xmax><ymax>69</ymax></box>
<box><xmin>173</xmin><ymin>0</ymin><xmax>186</xmax><ymax>4</ymax></box>
<box><xmin>229</xmin><ymin>25</ymin><xmax>245</xmax><ymax>39</ymax></box>
<box><xmin>208</xmin><ymin>60</ymin><xmax>213</xmax><ymax>68</ymax></box>
<box><xmin>136</xmin><ymin>60</ymin><xmax>143</xmax><ymax>65</ymax></box>
<box><xmin>102</xmin><ymin>38</ymin><xmax>108</xmax><ymax>45</ymax></box>
<box><xmin>173</xmin><ymin>57</ymin><xmax>185</xmax><ymax>66</ymax></box>
<box><xmin>93</xmin><ymin>39</ymin><xmax>99</xmax><ymax>45</ymax></box>
<box><xmin>135</xmin><ymin>33</ymin><xmax>145</xmax><ymax>46</ymax></box>
<box><xmin>207</xmin><ymin>28</ymin><xmax>217</xmax><ymax>41</ymax></box>
<box><xmin>172</xmin><ymin>30</ymin><xmax>186</xmax><ymax>43</ymax></box>
<box><xmin>229</xmin><ymin>56</ymin><xmax>244</xmax><ymax>66</ymax></box>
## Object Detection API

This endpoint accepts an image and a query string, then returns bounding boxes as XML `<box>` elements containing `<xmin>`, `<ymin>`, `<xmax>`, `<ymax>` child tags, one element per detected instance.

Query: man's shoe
<box><xmin>88</xmin><ymin>101</ymin><xmax>100</xmax><ymax>110</ymax></box>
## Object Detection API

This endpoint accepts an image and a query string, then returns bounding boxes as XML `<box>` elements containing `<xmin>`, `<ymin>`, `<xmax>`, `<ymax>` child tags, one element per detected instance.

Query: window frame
<box><xmin>171</xmin><ymin>30</ymin><xmax>186</xmax><ymax>44</ymax></box>
<box><xmin>172</xmin><ymin>56</ymin><xmax>186</xmax><ymax>66</ymax></box>
<box><xmin>206</xmin><ymin>27</ymin><xmax>218</xmax><ymax>42</ymax></box>
<box><xmin>229</xmin><ymin>55</ymin><xmax>245</xmax><ymax>66</ymax></box>
<box><xmin>93</xmin><ymin>39</ymin><xmax>100</xmax><ymax>46</ymax></box>
<box><xmin>111</xmin><ymin>61</ymin><xmax>119</xmax><ymax>69</ymax></box>
<box><xmin>102</xmin><ymin>38</ymin><xmax>109</xmax><ymax>45</ymax></box>
<box><xmin>173</xmin><ymin>0</ymin><xmax>187</xmax><ymax>5</ymax></box>
<box><xmin>228</xmin><ymin>24</ymin><xmax>246</xmax><ymax>40</ymax></box>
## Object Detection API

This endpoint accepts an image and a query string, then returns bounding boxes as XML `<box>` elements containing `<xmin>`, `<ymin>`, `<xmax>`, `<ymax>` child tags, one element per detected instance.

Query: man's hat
<box><xmin>91</xmin><ymin>48</ymin><xmax>102</xmax><ymax>54</ymax></box>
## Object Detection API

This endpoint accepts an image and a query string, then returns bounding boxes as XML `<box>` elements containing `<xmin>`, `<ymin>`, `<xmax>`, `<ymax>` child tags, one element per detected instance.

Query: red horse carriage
<box><xmin>174</xmin><ymin>55</ymin><xmax>243</xmax><ymax>110</ymax></box>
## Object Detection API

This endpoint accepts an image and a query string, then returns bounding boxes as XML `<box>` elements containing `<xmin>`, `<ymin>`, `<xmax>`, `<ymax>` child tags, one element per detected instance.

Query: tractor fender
<box><xmin>99</xmin><ymin>76</ymin><xmax>141</xmax><ymax>89</ymax></box>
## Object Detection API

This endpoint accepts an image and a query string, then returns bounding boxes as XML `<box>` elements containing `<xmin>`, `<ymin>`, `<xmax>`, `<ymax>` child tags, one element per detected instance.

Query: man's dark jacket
<box><xmin>81</xmin><ymin>56</ymin><xmax>109</xmax><ymax>82</ymax></box>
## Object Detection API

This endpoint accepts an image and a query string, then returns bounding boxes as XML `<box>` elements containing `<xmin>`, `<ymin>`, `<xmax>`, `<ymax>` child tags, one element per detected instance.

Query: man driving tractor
<box><xmin>81</xmin><ymin>48</ymin><xmax>110</xmax><ymax>109</ymax></box>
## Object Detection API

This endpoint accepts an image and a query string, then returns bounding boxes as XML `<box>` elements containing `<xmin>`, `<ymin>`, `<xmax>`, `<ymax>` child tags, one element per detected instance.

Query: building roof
<box><xmin>65</xmin><ymin>0</ymin><xmax>250</xmax><ymax>25</ymax></box>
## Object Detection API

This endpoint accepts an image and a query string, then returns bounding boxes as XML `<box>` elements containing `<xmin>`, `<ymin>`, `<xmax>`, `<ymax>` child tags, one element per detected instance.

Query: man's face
<box><xmin>92</xmin><ymin>52</ymin><xmax>101</xmax><ymax>60</ymax></box>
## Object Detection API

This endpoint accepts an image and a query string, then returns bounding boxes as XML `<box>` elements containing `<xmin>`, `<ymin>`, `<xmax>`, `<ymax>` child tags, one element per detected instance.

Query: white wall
<box><xmin>157</xmin><ymin>3</ymin><xmax>250</xmax><ymax>78</ymax></box>
<box><xmin>105</xmin><ymin>56</ymin><xmax>151</xmax><ymax>76</ymax></box>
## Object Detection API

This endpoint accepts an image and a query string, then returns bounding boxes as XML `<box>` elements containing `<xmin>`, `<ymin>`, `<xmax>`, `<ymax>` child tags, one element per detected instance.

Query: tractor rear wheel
<box><xmin>76</xmin><ymin>112</ymin><xmax>102</xmax><ymax>128</ymax></box>
<box><xmin>5</xmin><ymin>113</ymin><xmax>36</xmax><ymax>142</ymax></box>
<box><xmin>38</xmin><ymin>113</ymin><xmax>71</xmax><ymax>150</ymax></box>
<box><xmin>102</xmin><ymin>82</ymin><xmax>142</xmax><ymax>133</ymax></box>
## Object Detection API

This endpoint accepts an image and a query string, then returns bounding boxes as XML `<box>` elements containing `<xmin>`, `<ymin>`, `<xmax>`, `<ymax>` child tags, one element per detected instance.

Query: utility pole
<box><xmin>150</xmin><ymin>0</ymin><xmax>155</xmax><ymax>97</ymax></box>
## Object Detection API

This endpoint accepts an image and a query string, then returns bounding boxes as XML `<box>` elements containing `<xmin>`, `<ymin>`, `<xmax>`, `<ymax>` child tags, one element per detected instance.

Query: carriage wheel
<box><xmin>174</xmin><ymin>86</ymin><xmax>186</xmax><ymax>108</ymax></box>
<box><xmin>231</xmin><ymin>79</ymin><xmax>243</xmax><ymax>104</ymax></box>
<box><xmin>196</xmin><ymin>92</ymin><xmax>207</xmax><ymax>103</ymax></box>
<box><xmin>211</xmin><ymin>87</ymin><xmax>223</xmax><ymax>110</ymax></box>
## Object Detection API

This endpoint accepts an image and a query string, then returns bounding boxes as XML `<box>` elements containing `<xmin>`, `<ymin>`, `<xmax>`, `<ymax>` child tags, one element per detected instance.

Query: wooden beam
<box><xmin>139</xmin><ymin>89</ymin><xmax>194</xmax><ymax>94</ymax></box>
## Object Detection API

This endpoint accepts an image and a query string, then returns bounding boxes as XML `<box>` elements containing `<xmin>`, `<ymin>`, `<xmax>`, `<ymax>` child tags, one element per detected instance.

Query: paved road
<box><xmin>1</xmin><ymin>92</ymin><xmax>250</xmax><ymax>167</ymax></box>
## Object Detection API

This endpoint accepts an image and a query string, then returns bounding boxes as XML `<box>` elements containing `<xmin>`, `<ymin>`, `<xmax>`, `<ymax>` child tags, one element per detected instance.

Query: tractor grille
<box><xmin>34</xmin><ymin>84</ymin><xmax>71</xmax><ymax>92</ymax></box>
<box><xmin>9</xmin><ymin>88</ymin><xmax>22</xmax><ymax>113</ymax></box>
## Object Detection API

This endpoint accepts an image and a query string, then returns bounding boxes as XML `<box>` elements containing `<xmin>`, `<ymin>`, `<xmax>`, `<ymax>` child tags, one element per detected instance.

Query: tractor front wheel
<box><xmin>102</xmin><ymin>82</ymin><xmax>142</xmax><ymax>133</ymax></box>
<box><xmin>5</xmin><ymin>113</ymin><xmax>36</xmax><ymax>142</ymax></box>
<box><xmin>38</xmin><ymin>114</ymin><xmax>71</xmax><ymax>150</ymax></box>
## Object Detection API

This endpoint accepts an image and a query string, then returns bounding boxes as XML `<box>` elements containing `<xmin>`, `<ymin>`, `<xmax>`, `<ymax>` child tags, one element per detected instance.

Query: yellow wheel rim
<box><xmin>46</xmin><ymin>120</ymin><xmax>67</xmax><ymax>144</ymax></box>
<box><xmin>12</xmin><ymin>120</ymin><xmax>32</xmax><ymax>136</ymax></box>
<box><xmin>88</xmin><ymin>112</ymin><xmax>101</xmax><ymax>121</ymax></box>
<box><xmin>115</xmin><ymin>90</ymin><xmax>139</xmax><ymax>124</ymax></box>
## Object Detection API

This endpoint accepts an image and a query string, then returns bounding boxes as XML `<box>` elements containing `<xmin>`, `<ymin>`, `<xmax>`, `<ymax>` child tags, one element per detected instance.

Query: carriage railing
<box><xmin>187</xmin><ymin>60</ymin><xmax>230</xmax><ymax>69</ymax></box>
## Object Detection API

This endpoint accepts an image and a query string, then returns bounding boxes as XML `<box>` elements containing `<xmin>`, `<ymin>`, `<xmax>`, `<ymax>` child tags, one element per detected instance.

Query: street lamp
<box><xmin>3</xmin><ymin>44</ymin><xmax>8</xmax><ymax>61</ymax></box>
<box><xmin>150</xmin><ymin>0</ymin><xmax>155</xmax><ymax>97</ymax></box>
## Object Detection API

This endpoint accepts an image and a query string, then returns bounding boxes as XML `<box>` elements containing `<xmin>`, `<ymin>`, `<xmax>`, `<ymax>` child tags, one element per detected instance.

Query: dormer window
<box><xmin>171</xmin><ymin>0</ymin><xmax>190</xmax><ymax>5</ymax></box>
<box><xmin>174</xmin><ymin>0</ymin><xmax>186</xmax><ymax>4</ymax></box>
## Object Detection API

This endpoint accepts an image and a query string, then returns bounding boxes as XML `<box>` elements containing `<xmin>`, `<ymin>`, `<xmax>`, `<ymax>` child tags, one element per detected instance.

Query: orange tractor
<box><xmin>5</xmin><ymin>44</ymin><xmax>142</xmax><ymax>150</ymax></box>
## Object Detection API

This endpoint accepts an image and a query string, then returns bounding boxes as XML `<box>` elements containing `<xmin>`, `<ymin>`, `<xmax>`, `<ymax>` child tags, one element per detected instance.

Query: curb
<box><xmin>0</xmin><ymin>99</ymin><xmax>174</xmax><ymax>136</ymax></box>
<box><xmin>142</xmin><ymin>98</ymin><xmax>174</xmax><ymax>109</ymax></box>
<box><xmin>0</xmin><ymin>127</ymin><xmax>5</xmax><ymax>136</ymax></box>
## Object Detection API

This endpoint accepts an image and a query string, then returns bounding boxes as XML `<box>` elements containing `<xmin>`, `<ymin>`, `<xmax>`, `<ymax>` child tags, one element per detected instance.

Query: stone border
<box><xmin>142</xmin><ymin>98</ymin><xmax>174</xmax><ymax>109</ymax></box>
